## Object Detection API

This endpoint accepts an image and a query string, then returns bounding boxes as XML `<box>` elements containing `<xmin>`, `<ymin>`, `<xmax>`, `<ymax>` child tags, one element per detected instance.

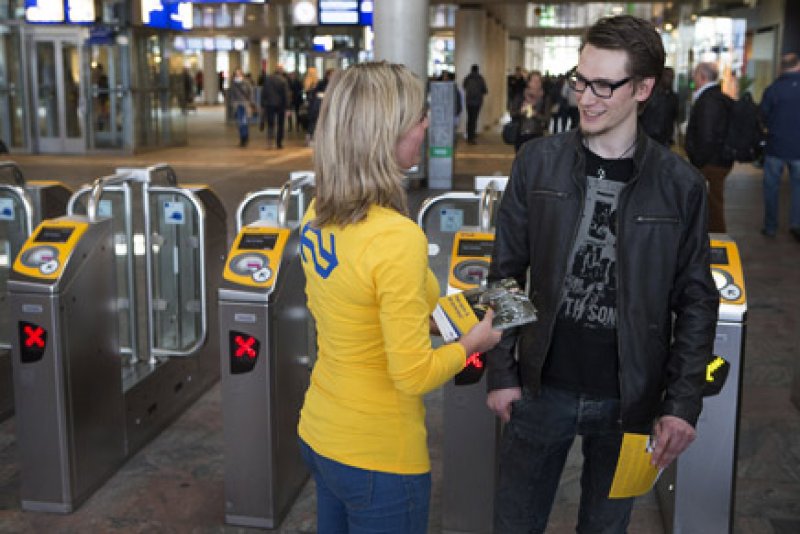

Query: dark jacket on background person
<box><xmin>486</xmin><ymin>129</ymin><xmax>719</xmax><ymax>431</ymax></box>
<box><xmin>640</xmin><ymin>85</ymin><xmax>678</xmax><ymax>145</ymax></box>
<box><xmin>760</xmin><ymin>71</ymin><xmax>800</xmax><ymax>160</ymax></box>
<box><xmin>685</xmin><ymin>84</ymin><xmax>731</xmax><ymax>168</ymax></box>
<box><xmin>261</xmin><ymin>73</ymin><xmax>290</xmax><ymax>109</ymax></box>
<box><xmin>462</xmin><ymin>72</ymin><xmax>488</xmax><ymax>107</ymax></box>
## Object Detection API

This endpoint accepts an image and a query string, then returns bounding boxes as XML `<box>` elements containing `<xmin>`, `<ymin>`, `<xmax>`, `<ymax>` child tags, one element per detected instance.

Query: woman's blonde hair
<box><xmin>303</xmin><ymin>66</ymin><xmax>319</xmax><ymax>92</ymax></box>
<box><xmin>312</xmin><ymin>62</ymin><xmax>425</xmax><ymax>227</ymax></box>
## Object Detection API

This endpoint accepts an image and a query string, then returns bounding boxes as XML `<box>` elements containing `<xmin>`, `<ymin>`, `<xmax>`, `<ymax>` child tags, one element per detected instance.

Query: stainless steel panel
<box><xmin>657</xmin><ymin>321</ymin><xmax>746</xmax><ymax>534</ymax></box>
<box><xmin>10</xmin><ymin>218</ymin><xmax>126</xmax><ymax>512</ymax></box>
<box><xmin>221</xmin><ymin>231</ymin><xmax>311</xmax><ymax>528</ymax></box>
<box><xmin>442</xmin><ymin>376</ymin><xmax>499</xmax><ymax>534</ymax></box>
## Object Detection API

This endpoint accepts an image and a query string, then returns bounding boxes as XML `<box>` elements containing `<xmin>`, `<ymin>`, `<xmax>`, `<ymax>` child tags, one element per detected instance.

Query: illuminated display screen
<box><xmin>457</xmin><ymin>239</ymin><xmax>494</xmax><ymax>258</ymax></box>
<box><xmin>239</xmin><ymin>233</ymin><xmax>278</xmax><ymax>251</ymax></box>
<box><xmin>25</xmin><ymin>0</ymin><xmax>94</xmax><ymax>23</ymax></box>
<box><xmin>25</xmin><ymin>0</ymin><xmax>65</xmax><ymax>23</ymax></box>
<box><xmin>35</xmin><ymin>227</ymin><xmax>74</xmax><ymax>243</ymax></box>
<box><xmin>710</xmin><ymin>247</ymin><xmax>729</xmax><ymax>266</ymax></box>
<box><xmin>319</xmin><ymin>0</ymin><xmax>372</xmax><ymax>25</ymax></box>
<box><xmin>141</xmin><ymin>0</ymin><xmax>193</xmax><ymax>30</ymax></box>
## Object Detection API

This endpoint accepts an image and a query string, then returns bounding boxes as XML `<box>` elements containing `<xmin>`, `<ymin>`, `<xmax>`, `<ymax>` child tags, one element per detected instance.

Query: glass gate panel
<box><xmin>35</xmin><ymin>41</ymin><xmax>60</xmax><ymax>139</ymax></box>
<box><xmin>0</xmin><ymin>189</ymin><xmax>29</xmax><ymax>348</ymax></box>
<box><xmin>68</xmin><ymin>187</ymin><xmax>137</xmax><ymax>357</ymax></box>
<box><xmin>149</xmin><ymin>192</ymin><xmax>202</xmax><ymax>353</ymax></box>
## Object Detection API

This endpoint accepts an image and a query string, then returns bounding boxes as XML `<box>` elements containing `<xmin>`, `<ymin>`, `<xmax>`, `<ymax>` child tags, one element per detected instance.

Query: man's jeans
<box><xmin>494</xmin><ymin>385</ymin><xmax>634</xmax><ymax>534</ymax></box>
<box><xmin>763</xmin><ymin>155</ymin><xmax>800</xmax><ymax>233</ymax></box>
<box><xmin>299</xmin><ymin>439</ymin><xmax>431</xmax><ymax>534</ymax></box>
<box><xmin>235</xmin><ymin>104</ymin><xmax>249</xmax><ymax>144</ymax></box>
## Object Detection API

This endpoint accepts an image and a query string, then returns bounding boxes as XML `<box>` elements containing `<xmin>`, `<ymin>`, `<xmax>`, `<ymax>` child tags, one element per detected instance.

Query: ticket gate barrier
<box><xmin>418</xmin><ymin>178</ymin><xmax>506</xmax><ymax>534</ymax></box>
<box><xmin>235</xmin><ymin>171</ymin><xmax>314</xmax><ymax>232</ymax></box>
<box><xmin>656</xmin><ymin>235</ymin><xmax>747</xmax><ymax>534</ymax></box>
<box><xmin>1</xmin><ymin>161</ymin><xmax>71</xmax><ymax>420</ymax></box>
<box><xmin>219</xmin><ymin>178</ymin><xmax>315</xmax><ymax>528</ymax></box>
<box><xmin>9</xmin><ymin>165</ymin><xmax>226</xmax><ymax>512</ymax></box>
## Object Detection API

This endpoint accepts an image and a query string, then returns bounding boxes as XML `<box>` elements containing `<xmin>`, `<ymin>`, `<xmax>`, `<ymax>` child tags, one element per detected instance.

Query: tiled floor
<box><xmin>1</xmin><ymin>107</ymin><xmax>799</xmax><ymax>533</ymax></box>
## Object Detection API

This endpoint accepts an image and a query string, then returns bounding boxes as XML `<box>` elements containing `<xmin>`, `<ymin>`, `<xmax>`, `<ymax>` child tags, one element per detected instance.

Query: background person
<box><xmin>640</xmin><ymin>66</ymin><xmax>678</xmax><ymax>146</ymax></box>
<box><xmin>260</xmin><ymin>64</ymin><xmax>290</xmax><ymax>149</ymax></box>
<box><xmin>462</xmin><ymin>64</ymin><xmax>488</xmax><ymax>144</ymax></box>
<box><xmin>685</xmin><ymin>62</ymin><xmax>733</xmax><ymax>233</ymax></box>
<box><xmin>486</xmin><ymin>15</ymin><xmax>719</xmax><ymax>533</ymax></box>
<box><xmin>228</xmin><ymin>68</ymin><xmax>253</xmax><ymax>147</ymax></box>
<box><xmin>298</xmin><ymin>62</ymin><xmax>501</xmax><ymax>533</ymax></box>
<box><xmin>759</xmin><ymin>52</ymin><xmax>800</xmax><ymax>240</ymax></box>
<box><xmin>509</xmin><ymin>70</ymin><xmax>551</xmax><ymax>152</ymax></box>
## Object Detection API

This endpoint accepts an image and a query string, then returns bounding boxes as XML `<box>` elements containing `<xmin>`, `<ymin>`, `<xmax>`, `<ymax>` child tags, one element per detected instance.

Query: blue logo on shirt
<box><xmin>300</xmin><ymin>222</ymin><xmax>339</xmax><ymax>279</ymax></box>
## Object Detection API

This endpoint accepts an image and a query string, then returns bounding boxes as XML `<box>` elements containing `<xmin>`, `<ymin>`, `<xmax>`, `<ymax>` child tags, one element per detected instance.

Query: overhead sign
<box><xmin>318</xmin><ymin>0</ymin><xmax>372</xmax><ymax>26</ymax></box>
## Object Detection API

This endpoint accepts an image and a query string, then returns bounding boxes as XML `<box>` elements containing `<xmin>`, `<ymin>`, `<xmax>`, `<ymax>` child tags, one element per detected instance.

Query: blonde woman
<box><xmin>298</xmin><ymin>62</ymin><xmax>501</xmax><ymax>533</ymax></box>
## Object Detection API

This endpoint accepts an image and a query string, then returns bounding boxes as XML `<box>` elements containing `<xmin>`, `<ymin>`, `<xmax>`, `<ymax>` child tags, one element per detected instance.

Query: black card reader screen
<box><xmin>239</xmin><ymin>233</ymin><xmax>278</xmax><ymax>250</ymax></box>
<box><xmin>710</xmin><ymin>246</ymin><xmax>729</xmax><ymax>266</ymax></box>
<box><xmin>34</xmin><ymin>227</ymin><xmax>74</xmax><ymax>243</ymax></box>
<box><xmin>457</xmin><ymin>239</ymin><xmax>494</xmax><ymax>257</ymax></box>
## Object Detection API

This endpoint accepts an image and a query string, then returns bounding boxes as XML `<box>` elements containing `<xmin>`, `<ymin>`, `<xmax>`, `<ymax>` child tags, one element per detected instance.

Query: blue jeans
<box><xmin>494</xmin><ymin>386</ymin><xmax>634</xmax><ymax>534</ymax></box>
<box><xmin>235</xmin><ymin>104</ymin><xmax>249</xmax><ymax>144</ymax></box>
<box><xmin>299</xmin><ymin>439</ymin><xmax>431</xmax><ymax>534</ymax></box>
<box><xmin>763</xmin><ymin>155</ymin><xmax>800</xmax><ymax>233</ymax></box>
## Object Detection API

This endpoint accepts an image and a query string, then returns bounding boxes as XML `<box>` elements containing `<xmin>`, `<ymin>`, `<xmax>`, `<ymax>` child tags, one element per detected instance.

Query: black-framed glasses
<box><xmin>567</xmin><ymin>69</ymin><xmax>633</xmax><ymax>99</ymax></box>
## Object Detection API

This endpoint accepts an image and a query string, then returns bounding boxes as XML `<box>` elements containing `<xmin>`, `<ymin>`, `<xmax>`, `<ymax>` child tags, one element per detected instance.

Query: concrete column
<box><xmin>455</xmin><ymin>6</ymin><xmax>487</xmax><ymax>135</ymax></box>
<box><xmin>229</xmin><ymin>51</ymin><xmax>243</xmax><ymax>76</ymax></box>
<box><xmin>202</xmin><ymin>51</ymin><xmax>219</xmax><ymax>105</ymax></box>
<box><xmin>373</xmin><ymin>0</ymin><xmax>429</xmax><ymax>80</ymax></box>
<box><xmin>266</xmin><ymin>3</ymin><xmax>281</xmax><ymax>72</ymax></box>
<box><xmin>483</xmin><ymin>16</ymin><xmax>507</xmax><ymax>128</ymax></box>
<box><xmin>248</xmin><ymin>43</ymin><xmax>261</xmax><ymax>78</ymax></box>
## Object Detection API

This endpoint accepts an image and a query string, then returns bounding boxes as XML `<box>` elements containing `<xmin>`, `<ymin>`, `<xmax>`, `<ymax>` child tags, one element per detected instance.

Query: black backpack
<box><xmin>722</xmin><ymin>92</ymin><xmax>765</xmax><ymax>163</ymax></box>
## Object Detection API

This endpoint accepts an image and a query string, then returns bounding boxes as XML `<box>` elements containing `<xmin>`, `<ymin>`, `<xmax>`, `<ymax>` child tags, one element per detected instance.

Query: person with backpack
<box><xmin>759</xmin><ymin>52</ymin><xmax>800</xmax><ymax>240</ymax></box>
<box><xmin>685</xmin><ymin>62</ymin><xmax>732</xmax><ymax>233</ymax></box>
<box><xmin>640</xmin><ymin>66</ymin><xmax>678</xmax><ymax>146</ymax></box>
<box><xmin>462</xmin><ymin>64</ymin><xmax>488</xmax><ymax>144</ymax></box>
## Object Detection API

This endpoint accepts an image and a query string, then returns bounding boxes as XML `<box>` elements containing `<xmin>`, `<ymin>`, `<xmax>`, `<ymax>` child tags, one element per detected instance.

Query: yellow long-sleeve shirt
<box><xmin>298</xmin><ymin>203</ymin><xmax>466</xmax><ymax>474</ymax></box>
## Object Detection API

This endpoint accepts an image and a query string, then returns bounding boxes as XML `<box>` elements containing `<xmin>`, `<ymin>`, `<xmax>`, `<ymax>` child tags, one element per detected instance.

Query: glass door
<box><xmin>0</xmin><ymin>26</ymin><xmax>27</xmax><ymax>150</ymax></box>
<box><xmin>30</xmin><ymin>34</ymin><xmax>85</xmax><ymax>153</ymax></box>
<box><xmin>89</xmin><ymin>44</ymin><xmax>126</xmax><ymax>149</ymax></box>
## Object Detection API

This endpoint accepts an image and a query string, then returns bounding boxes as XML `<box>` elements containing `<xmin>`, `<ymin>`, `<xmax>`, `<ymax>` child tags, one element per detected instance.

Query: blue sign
<box><xmin>142</xmin><ymin>0</ymin><xmax>192</xmax><ymax>31</ymax></box>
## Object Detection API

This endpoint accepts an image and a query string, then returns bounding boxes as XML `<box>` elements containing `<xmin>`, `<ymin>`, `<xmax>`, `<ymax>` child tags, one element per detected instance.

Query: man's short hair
<box><xmin>695</xmin><ymin>62</ymin><xmax>719</xmax><ymax>83</ymax></box>
<box><xmin>581</xmin><ymin>15</ymin><xmax>665</xmax><ymax>85</ymax></box>
<box><xmin>781</xmin><ymin>53</ymin><xmax>799</xmax><ymax>71</ymax></box>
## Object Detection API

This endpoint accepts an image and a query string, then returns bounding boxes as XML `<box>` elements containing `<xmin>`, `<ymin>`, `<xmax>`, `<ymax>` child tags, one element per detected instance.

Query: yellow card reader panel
<box><xmin>13</xmin><ymin>220</ymin><xmax>89</xmax><ymax>280</ymax></box>
<box><xmin>709</xmin><ymin>238</ymin><xmax>745</xmax><ymax>306</ymax></box>
<box><xmin>448</xmin><ymin>231</ymin><xmax>495</xmax><ymax>291</ymax></box>
<box><xmin>224</xmin><ymin>226</ymin><xmax>291</xmax><ymax>289</ymax></box>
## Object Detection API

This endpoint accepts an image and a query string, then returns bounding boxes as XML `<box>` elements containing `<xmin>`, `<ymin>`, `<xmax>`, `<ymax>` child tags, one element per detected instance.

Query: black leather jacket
<box><xmin>487</xmin><ymin>129</ymin><xmax>719</xmax><ymax>431</ymax></box>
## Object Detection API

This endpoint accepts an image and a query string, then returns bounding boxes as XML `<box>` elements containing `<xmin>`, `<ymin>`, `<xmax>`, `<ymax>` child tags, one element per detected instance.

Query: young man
<box><xmin>486</xmin><ymin>15</ymin><xmax>719</xmax><ymax>533</ymax></box>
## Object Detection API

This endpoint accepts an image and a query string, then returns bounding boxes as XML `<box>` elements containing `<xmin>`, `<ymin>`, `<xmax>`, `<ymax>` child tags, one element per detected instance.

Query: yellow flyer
<box><xmin>608</xmin><ymin>433</ymin><xmax>662</xmax><ymax>499</ymax></box>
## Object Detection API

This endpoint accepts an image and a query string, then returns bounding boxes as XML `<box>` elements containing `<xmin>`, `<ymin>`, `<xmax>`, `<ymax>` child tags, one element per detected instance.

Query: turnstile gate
<box><xmin>418</xmin><ymin>178</ymin><xmax>506</xmax><ymax>534</ymax></box>
<box><xmin>9</xmin><ymin>164</ymin><xmax>225</xmax><ymax>512</ymax></box>
<box><xmin>1</xmin><ymin>161</ymin><xmax>71</xmax><ymax>420</ymax></box>
<box><xmin>219</xmin><ymin>176</ymin><xmax>315</xmax><ymax>528</ymax></box>
<box><xmin>656</xmin><ymin>234</ymin><xmax>747</xmax><ymax>534</ymax></box>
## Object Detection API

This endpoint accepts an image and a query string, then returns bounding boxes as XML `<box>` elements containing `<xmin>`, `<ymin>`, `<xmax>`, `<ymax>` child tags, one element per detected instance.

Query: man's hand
<box><xmin>487</xmin><ymin>387</ymin><xmax>522</xmax><ymax>423</ymax></box>
<box><xmin>651</xmin><ymin>415</ymin><xmax>696</xmax><ymax>469</ymax></box>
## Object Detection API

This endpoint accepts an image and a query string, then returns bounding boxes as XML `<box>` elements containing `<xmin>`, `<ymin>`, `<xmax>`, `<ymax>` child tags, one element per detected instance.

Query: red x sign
<box><xmin>465</xmin><ymin>352</ymin><xmax>484</xmax><ymax>369</ymax></box>
<box><xmin>234</xmin><ymin>335</ymin><xmax>257</xmax><ymax>359</ymax></box>
<box><xmin>23</xmin><ymin>325</ymin><xmax>45</xmax><ymax>348</ymax></box>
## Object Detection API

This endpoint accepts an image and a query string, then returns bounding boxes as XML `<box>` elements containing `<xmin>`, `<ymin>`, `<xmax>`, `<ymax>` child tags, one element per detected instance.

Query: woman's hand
<box><xmin>458</xmin><ymin>309</ymin><xmax>502</xmax><ymax>356</ymax></box>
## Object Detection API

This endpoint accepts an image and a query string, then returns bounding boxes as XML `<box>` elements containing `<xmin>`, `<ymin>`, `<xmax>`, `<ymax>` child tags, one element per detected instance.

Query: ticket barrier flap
<box><xmin>219</xmin><ymin>223</ymin><xmax>311</xmax><ymax>528</ymax></box>
<box><xmin>656</xmin><ymin>236</ymin><xmax>746</xmax><ymax>534</ymax></box>
<box><xmin>9</xmin><ymin>216</ymin><xmax>125</xmax><ymax>512</ymax></box>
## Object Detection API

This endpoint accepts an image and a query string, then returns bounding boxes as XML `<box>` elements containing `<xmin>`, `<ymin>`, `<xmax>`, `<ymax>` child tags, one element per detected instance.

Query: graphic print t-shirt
<box><xmin>542</xmin><ymin>146</ymin><xmax>634</xmax><ymax>398</ymax></box>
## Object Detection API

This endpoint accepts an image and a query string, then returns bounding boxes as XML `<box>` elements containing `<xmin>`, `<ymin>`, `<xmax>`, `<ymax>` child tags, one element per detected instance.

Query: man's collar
<box><xmin>692</xmin><ymin>81</ymin><xmax>719</xmax><ymax>102</ymax></box>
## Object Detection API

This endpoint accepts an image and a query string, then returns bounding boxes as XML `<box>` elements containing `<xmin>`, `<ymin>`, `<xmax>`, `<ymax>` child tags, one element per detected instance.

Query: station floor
<box><xmin>1</xmin><ymin>106</ymin><xmax>799</xmax><ymax>533</ymax></box>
